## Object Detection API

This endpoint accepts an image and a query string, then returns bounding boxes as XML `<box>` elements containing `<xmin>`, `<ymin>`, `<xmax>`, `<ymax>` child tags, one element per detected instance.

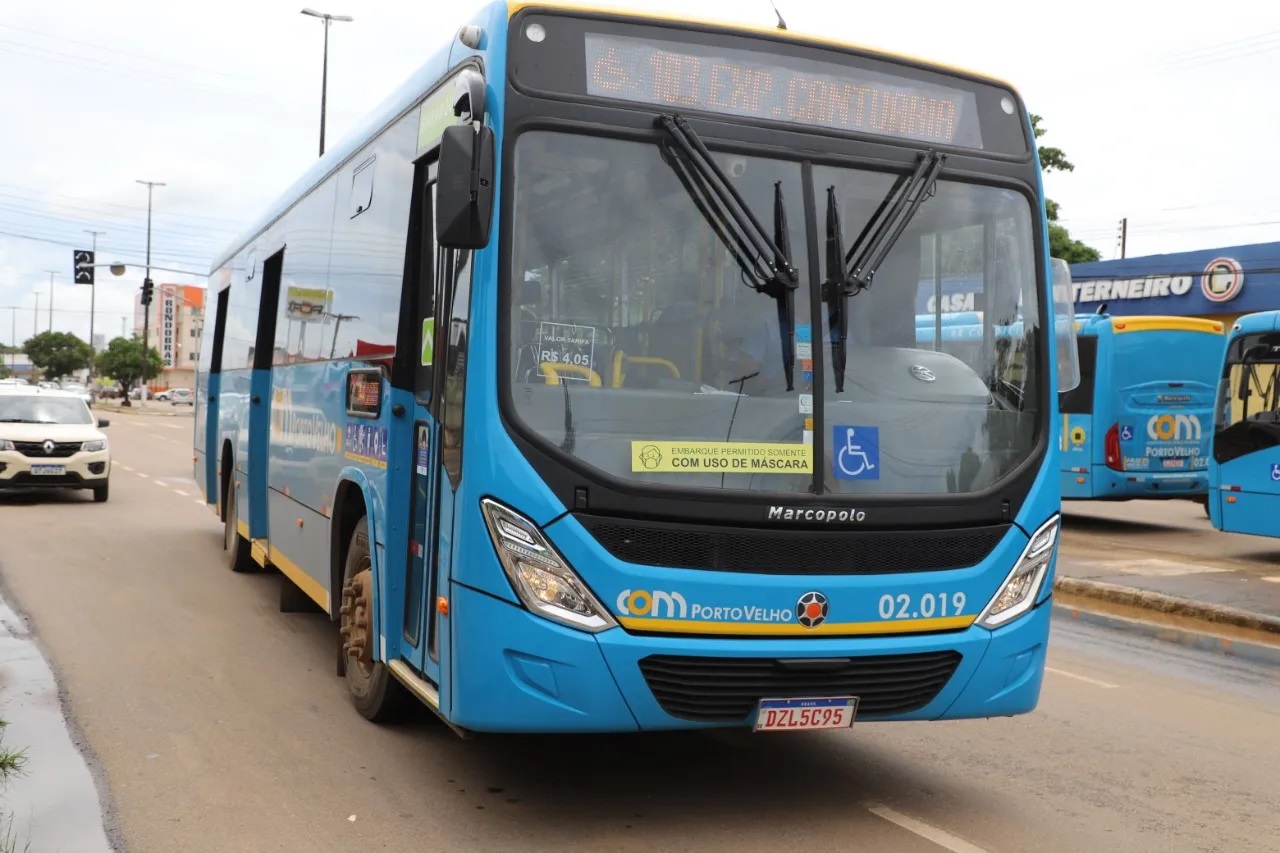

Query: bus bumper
<box><xmin>448</xmin><ymin>583</ymin><xmax>1051</xmax><ymax>733</ymax></box>
<box><xmin>1096</xmin><ymin>467</ymin><xmax>1207</xmax><ymax>498</ymax></box>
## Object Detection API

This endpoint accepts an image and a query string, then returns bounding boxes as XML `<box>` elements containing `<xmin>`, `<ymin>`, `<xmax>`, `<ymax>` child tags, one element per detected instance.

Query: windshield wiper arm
<box><xmin>824</xmin><ymin>150</ymin><xmax>946</xmax><ymax>392</ymax></box>
<box><xmin>848</xmin><ymin>150</ymin><xmax>946</xmax><ymax>289</ymax></box>
<box><xmin>658</xmin><ymin>115</ymin><xmax>800</xmax><ymax>390</ymax></box>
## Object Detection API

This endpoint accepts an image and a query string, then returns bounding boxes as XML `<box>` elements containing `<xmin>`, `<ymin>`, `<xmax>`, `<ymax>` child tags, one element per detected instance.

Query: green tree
<box><xmin>22</xmin><ymin>331</ymin><xmax>94</xmax><ymax>381</ymax></box>
<box><xmin>1031</xmin><ymin>114</ymin><xmax>1101</xmax><ymax>264</ymax></box>
<box><xmin>96</xmin><ymin>336</ymin><xmax>163</xmax><ymax>407</ymax></box>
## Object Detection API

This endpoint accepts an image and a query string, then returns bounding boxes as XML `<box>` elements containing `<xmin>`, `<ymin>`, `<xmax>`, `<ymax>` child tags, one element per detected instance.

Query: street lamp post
<box><xmin>43</xmin><ymin>270</ymin><xmax>57</xmax><ymax>333</ymax></box>
<box><xmin>301</xmin><ymin>8</ymin><xmax>353</xmax><ymax>157</ymax></box>
<box><xmin>85</xmin><ymin>229</ymin><xmax>105</xmax><ymax>378</ymax></box>
<box><xmin>136</xmin><ymin>180</ymin><xmax>165</xmax><ymax>405</ymax></box>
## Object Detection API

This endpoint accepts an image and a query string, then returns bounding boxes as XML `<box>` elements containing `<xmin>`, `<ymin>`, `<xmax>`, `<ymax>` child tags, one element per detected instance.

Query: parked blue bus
<box><xmin>1209</xmin><ymin>311</ymin><xmax>1280</xmax><ymax>536</ymax></box>
<box><xmin>194</xmin><ymin>0</ymin><xmax>1078</xmax><ymax>734</ymax></box>
<box><xmin>1053</xmin><ymin>315</ymin><xmax>1223</xmax><ymax>510</ymax></box>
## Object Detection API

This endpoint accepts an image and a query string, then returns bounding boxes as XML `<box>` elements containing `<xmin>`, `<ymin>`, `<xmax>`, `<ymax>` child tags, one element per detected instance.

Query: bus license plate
<box><xmin>753</xmin><ymin>697</ymin><xmax>858</xmax><ymax>732</ymax></box>
<box><xmin>1161</xmin><ymin>458</ymin><xmax>1185</xmax><ymax>469</ymax></box>
<box><xmin>31</xmin><ymin>465</ymin><xmax>65</xmax><ymax>476</ymax></box>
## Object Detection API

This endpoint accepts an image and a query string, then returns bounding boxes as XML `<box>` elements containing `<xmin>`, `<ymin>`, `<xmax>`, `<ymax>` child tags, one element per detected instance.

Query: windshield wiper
<box><xmin>824</xmin><ymin>150</ymin><xmax>946</xmax><ymax>392</ymax></box>
<box><xmin>657</xmin><ymin>115</ymin><xmax>800</xmax><ymax>390</ymax></box>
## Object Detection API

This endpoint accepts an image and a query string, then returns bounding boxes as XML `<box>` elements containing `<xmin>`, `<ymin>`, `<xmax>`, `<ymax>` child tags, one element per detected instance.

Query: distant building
<box><xmin>1066</xmin><ymin>240</ymin><xmax>1280</xmax><ymax>326</ymax></box>
<box><xmin>134</xmin><ymin>283</ymin><xmax>205</xmax><ymax>391</ymax></box>
<box><xmin>92</xmin><ymin>333</ymin><xmax>106</xmax><ymax>353</ymax></box>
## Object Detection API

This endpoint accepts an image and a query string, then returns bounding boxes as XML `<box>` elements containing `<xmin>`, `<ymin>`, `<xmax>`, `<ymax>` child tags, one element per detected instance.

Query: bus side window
<box><xmin>1059</xmin><ymin>336</ymin><xmax>1097</xmax><ymax>413</ymax></box>
<box><xmin>439</xmin><ymin>249</ymin><xmax>473</xmax><ymax>489</ymax></box>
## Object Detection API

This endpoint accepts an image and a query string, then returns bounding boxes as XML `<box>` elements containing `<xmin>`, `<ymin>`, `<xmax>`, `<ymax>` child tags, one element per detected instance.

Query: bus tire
<box><xmin>341</xmin><ymin>516</ymin><xmax>411</xmax><ymax>723</ymax></box>
<box><xmin>223</xmin><ymin>484</ymin><xmax>255</xmax><ymax>573</ymax></box>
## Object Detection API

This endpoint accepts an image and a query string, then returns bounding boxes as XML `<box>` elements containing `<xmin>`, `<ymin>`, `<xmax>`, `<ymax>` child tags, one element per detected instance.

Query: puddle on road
<box><xmin>0</xmin><ymin>595</ymin><xmax>114</xmax><ymax>852</ymax></box>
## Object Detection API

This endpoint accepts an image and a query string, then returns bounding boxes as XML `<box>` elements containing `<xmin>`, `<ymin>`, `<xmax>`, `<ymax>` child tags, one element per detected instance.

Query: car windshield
<box><xmin>506</xmin><ymin>130</ymin><xmax>1042</xmax><ymax>497</ymax></box>
<box><xmin>0</xmin><ymin>395</ymin><xmax>94</xmax><ymax>425</ymax></box>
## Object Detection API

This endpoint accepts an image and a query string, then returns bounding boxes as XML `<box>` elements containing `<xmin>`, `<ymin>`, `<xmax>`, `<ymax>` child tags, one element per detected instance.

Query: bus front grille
<box><xmin>575</xmin><ymin>516</ymin><xmax>1009</xmax><ymax>574</ymax></box>
<box><xmin>638</xmin><ymin>651</ymin><xmax>963</xmax><ymax>723</ymax></box>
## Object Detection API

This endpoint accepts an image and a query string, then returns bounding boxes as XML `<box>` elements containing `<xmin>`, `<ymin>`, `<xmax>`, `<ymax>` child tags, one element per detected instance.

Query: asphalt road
<box><xmin>1062</xmin><ymin>495</ymin><xmax>1280</xmax><ymax>569</ymax></box>
<box><xmin>0</xmin><ymin>413</ymin><xmax>1277</xmax><ymax>852</ymax></box>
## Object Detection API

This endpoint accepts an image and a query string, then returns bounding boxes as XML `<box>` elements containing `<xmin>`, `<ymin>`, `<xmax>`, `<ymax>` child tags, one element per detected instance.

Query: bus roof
<box><xmin>211</xmin><ymin>0</ymin><xmax>1024</xmax><ymax>272</ymax></box>
<box><xmin>1229</xmin><ymin>310</ymin><xmax>1280</xmax><ymax>337</ymax></box>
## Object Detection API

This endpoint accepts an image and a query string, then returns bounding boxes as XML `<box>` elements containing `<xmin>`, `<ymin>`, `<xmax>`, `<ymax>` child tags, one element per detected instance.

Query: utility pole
<box><xmin>136</xmin><ymin>180</ymin><xmax>166</xmax><ymax>405</ymax></box>
<box><xmin>44</xmin><ymin>270</ymin><xmax>57</xmax><ymax>332</ymax></box>
<box><xmin>301</xmin><ymin>8</ymin><xmax>353</xmax><ymax>157</ymax></box>
<box><xmin>33</xmin><ymin>295</ymin><xmax>39</xmax><ymax>337</ymax></box>
<box><xmin>1119</xmin><ymin>218</ymin><xmax>1128</xmax><ymax>259</ymax></box>
<box><xmin>85</xmin><ymin>230</ymin><xmax>105</xmax><ymax>376</ymax></box>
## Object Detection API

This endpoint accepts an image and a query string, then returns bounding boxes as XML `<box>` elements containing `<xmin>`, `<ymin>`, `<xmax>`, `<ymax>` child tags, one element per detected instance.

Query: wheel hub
<box><xmin>340</xmin><ymin>568</ymin><xmax>373</xmax><ymax>674</ymax></box>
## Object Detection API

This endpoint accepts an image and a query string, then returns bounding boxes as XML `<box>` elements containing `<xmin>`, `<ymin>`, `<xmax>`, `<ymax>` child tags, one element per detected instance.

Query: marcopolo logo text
<box><xmin>767</xmin><ymin>506</ymin><xmax>867</xmax><ymax>523</ymax></box>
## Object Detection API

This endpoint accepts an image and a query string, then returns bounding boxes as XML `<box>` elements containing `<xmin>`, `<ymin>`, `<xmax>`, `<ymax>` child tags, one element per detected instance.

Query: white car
<box><xmin>0</xmin><ymin>386</ymin><xmax>111</xmax><ymax>502</ymax></box>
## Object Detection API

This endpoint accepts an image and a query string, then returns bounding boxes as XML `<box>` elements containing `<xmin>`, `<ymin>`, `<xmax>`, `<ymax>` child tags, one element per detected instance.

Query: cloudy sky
<box><xmin>1</xmin><ymin>0</ymin><xmax>1276</xmax><ymax>348</ymax></box>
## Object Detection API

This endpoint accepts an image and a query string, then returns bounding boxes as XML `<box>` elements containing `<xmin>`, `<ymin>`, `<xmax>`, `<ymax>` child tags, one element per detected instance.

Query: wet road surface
<box><xmin>0</xmin><ymin>413</ymin><xmax>1276</xmax><ymax>852</ymax></box>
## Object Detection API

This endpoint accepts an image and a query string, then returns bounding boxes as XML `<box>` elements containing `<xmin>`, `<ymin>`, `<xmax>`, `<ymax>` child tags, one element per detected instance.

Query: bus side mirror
<box><xmin>437</xmin><ymin>124</ymin><xmax>495</xmax><ymax>250</ymax></box>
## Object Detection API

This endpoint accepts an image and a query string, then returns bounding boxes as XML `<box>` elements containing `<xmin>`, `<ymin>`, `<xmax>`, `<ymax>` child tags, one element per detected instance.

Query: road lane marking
<box><xmin>172</xmin><ymin>489</ymin><xmax>188</xmax><ymax>496</ymax></box>
<box><xmin>1263</xmin><ymin>577</ymin><xmax>1280</xmax><ymax>584</ymax></box>
<box><xmin>1045</xmin><ymin>666</ymin><xmax>1119</xmax><ymax>689</ymax></box>
<box><xmin>865</xmin><ymin>803</ymin><xmax>989</xmax><ymax>853</ymax></box>
<box><xmin>193</xmin><ymin>499</ymin><xmax>205</xmax><ymax>506</ymax></box>
<box><xmin>118</xmin><ymin>464</ymin><xmax>133</xmax><ymax>471</ymax></box>
<box><xmin>136</xmin><ymin>472</ymin><xmax>149</xmax><ymax>478</ymax></box>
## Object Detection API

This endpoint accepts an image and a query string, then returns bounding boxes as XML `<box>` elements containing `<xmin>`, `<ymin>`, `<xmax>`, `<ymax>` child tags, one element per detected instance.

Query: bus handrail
<box><xmin>612</xmin><ymin>352</ymin><xmax>680</xmax><ymax>386</ymax></box>
<box><xmin>540</xmin><ymin>363</ymin><xmax>603</xmax><ymax>387</ymax></box>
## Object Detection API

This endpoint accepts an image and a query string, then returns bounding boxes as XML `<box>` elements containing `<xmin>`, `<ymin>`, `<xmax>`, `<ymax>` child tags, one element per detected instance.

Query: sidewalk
<box><xmin>93</xmin><ymin>399</ymin><xmax>187</xmax><ymax>417</ymax></box>
<box><xmin>1053</xmin><ymin>553</ymin><xmax>1280</xmax><ymax>651</ymax></box>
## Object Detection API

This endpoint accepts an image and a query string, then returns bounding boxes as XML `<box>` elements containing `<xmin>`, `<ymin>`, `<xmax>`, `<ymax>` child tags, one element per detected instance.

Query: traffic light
<box><xmin>74</xmin><ymin>250</ymin><xmax>94</xmax><ymax>285</ymax></box>
<box><xmin>141</xmin><ymin>277</ymin><xmax>154</xmax><ymax>306</ymax></box>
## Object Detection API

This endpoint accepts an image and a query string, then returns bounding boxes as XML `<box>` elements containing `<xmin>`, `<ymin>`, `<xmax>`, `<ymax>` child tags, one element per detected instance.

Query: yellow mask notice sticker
<box><xmin>631</xmin><ymin>441</ymin><xmax>812</xmax><ymax>473</ymax></box>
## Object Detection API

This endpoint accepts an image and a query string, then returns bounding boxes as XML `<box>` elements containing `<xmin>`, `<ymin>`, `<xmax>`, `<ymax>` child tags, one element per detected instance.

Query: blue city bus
<box><xmin>1055</xmin><ymin>315</ymin><xmax>1223</xmax><ymax>511</ymax></box>
<box><xmin>194</xmin><ymin>0</ymin><xmax>1079</xmax><ymax>735</ymax></box>
<box><xmin>924</xmin><ymin>313</ymin><xmax>1225</xmax><ymax>509</ymax></box>
<box><xmin>1209</xmin><ymin>311</ymin><xmax>1280</xmax><ymax>535</ymax></box>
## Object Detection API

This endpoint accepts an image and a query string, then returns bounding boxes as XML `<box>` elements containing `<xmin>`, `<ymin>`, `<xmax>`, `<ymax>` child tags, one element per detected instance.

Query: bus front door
<box><xmin>387</xmin><ymin>165</ymin><xmax>445</xmax><ymax>688</ymax></box>
<box><xmin>1212</xmin><ymin>357</ymin><xmax>1280</xmax><ymax>536</ymax></box>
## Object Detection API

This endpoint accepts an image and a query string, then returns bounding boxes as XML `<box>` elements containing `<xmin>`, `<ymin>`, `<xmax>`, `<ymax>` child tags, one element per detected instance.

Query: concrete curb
<box><xmin>1053</xmin><ymin>576</ymin><xmax>1280</xmax><ymax>639</ymax></box>
<box><xmin>1051</xmin><ymin>604</ymin><xmax>1280</xmax><ymax>669</ymax></box>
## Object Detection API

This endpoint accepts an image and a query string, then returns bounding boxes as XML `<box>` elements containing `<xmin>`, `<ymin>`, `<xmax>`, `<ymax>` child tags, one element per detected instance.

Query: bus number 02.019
<box><xmin>878</xmin><ymin>592</ymin><xmax>966</xmax><ymax>620</ymax></box>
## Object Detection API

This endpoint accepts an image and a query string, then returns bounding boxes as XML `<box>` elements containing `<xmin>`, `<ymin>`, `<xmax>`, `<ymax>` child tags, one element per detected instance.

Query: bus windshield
<box><xmin>507</xmin><ymin>129</ymin><xmax>1041</xmax><ymax>496</ymax></box>
<box><xmin>1215</xmin><ymin>331</ymin><xmax>1280</xmax><ymax>461</ymax></box>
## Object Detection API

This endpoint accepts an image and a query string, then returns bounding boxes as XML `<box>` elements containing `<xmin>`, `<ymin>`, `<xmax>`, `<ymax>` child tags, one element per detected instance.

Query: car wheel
<box><xmin>93</xmin><ymin>481</ymin><xmax>109</xmax><ymax>503</ymax></box>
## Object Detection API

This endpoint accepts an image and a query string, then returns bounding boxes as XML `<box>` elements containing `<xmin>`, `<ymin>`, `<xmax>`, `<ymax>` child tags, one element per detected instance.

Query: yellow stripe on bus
<box><xmin>269</xmin><ymin>546</ymin><xmax>331</xmax><ymax>613</ymax></box>
<box><xmin>504</xmin><ymin>0</ymin><xmax>1017</xmax><ymax>89</ymax></box>
<box><xmin>618</xmin><ymin>615</ymin><xmax>974</xmax><ymax>636</ymax></box>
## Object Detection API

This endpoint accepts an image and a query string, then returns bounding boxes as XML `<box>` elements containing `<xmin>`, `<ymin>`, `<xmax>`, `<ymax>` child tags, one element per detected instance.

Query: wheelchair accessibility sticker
<box><xmin>1119</xmin><ymin>424</ymin><xmax>1134</xmax><ymax>441</ymax></box>
<box><xmin>833</xmin><ymin>425</ymin><xmax>879</xmax><ymax>480</ymax></box>
<box><xmin>1271</xmin><ymin>463</ymin><xmax>1280</xmax><ymax>482</ymax></box>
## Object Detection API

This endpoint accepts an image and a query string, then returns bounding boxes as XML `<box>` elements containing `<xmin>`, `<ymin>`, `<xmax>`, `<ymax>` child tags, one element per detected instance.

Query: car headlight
<box><xmin>976</xmin><ymin>514</ymin><xmax>1059</xmax><ymax>629</ymax></box>
<box><xmin>0</xmin><ymin>440</ymin><xmax>13</xmax><ymax>451</ymax></box>
<box><xmin>81</xmin><ymin>440</ymin><xmax>107</xmax><ymax>452</ymax></box>
<box><xmin>479</xmin><ymin>498</ymin><xmax>616</xmax><ymax>633</ymax></box>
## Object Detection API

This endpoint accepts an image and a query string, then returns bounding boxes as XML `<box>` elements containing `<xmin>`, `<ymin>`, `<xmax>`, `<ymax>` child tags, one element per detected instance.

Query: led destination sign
<box><xmin>583</xmin><ymin>33</ymin><xmax>983</xmax><ymax>148</ymax></box>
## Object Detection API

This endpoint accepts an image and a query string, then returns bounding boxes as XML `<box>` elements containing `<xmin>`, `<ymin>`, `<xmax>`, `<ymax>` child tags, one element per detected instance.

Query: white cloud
<box><xmin>2</xmin><ymin>0</ymin><xmax>1276</xmax><ymax>347</ymax></box>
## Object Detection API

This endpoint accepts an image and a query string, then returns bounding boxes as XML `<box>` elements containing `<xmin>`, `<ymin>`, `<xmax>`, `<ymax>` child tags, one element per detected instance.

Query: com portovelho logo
<box><xmin>614</xmin><ymin>588</ymin><xmax>832</xmax><ymax>628</ymax></box>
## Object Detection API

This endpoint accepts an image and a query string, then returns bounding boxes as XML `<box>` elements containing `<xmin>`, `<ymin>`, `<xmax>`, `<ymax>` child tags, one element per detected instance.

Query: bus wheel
<box><xmin>223</xmin><ymin>484</ymin><xmax>254</xmax><ymax>573</ymax></box>
<box><xmin>340</xmin><ymin>516</ymin><xmax>411</xmax><ymax>722</ymax></box>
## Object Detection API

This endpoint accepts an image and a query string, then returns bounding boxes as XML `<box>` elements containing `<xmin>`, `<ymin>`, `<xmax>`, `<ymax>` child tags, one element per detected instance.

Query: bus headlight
<box><xmin>976</xmin><ymin>514</ymin><xmax>1059</xmax><ymax>629</ymax></box>
<box><xmin>480</xmin><ymin>498</ymin><xmax>617</xmax><ymax>633</ymax></box>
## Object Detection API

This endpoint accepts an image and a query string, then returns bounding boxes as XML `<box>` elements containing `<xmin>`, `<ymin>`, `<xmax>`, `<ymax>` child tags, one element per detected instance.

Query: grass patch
<box><xmin>0</xmin><ymin>721</ymin><xmax>30</xmax><ymax>853</ymax></box>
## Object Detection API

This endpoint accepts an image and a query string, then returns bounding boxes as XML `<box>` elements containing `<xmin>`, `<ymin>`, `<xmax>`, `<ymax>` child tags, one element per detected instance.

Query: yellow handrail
<box><xmin>611</xmin><ymin>351</ymin><xmax>681</xmax><ymax>387</ymax></box>
<box><xmin>540</xmin><ymin>363</ymin><xmax>602</xmax><ymax>387</ymax></box>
